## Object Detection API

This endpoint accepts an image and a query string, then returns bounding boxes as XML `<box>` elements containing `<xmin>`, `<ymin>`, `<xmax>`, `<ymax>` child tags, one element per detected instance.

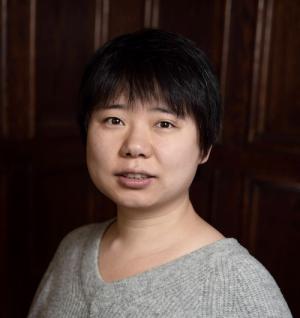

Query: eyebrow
<box><xmin>102</xmin><ymin>104</ymin><xmax>177</xmax><ymax>115</ymax></box>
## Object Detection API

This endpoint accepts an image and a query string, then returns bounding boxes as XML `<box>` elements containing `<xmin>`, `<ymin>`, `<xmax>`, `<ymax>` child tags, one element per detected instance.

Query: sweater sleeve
<box><xmin>27</xmin><ymin>225</ymin><xmax>96</xmax><ymax>318</ymax></box>
<box><xmin>231</xmin><ymin>254</ymin><xmax>293</xmax><ymax>318</ymax></box>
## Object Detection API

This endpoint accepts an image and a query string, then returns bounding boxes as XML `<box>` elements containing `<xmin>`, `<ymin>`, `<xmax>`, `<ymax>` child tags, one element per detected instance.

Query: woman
<box><xmin>28</xmin><ymin>29</ymin><xmax>292</xmax><ymax>317</ymax></box>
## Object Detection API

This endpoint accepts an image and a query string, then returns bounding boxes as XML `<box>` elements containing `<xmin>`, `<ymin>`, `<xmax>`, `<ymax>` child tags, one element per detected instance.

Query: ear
<box><xmin>198</xmin><ymin>146</ymin><xmax>212</xmax><ymax>165</ymax></box>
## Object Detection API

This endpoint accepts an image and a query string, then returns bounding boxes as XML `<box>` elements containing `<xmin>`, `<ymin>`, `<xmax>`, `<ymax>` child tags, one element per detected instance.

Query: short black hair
<box><xmin>79</xmin><ymin>28</ymin><xmax>222</xmax><ymax>156</ymax></box>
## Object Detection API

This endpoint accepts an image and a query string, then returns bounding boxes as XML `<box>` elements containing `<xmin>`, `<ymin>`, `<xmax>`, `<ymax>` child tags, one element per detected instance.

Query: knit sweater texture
<box><xmin>28</xmin><ymin>220</ymin><xmax>292</xmax><ymax>317</ymax></box>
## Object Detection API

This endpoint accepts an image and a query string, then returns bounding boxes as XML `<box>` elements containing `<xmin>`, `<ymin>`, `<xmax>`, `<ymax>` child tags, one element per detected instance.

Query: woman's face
<box><xmin>86</xmin><ymin>95</ymin><xmax>208</xmax><ymax>212</ymax></box>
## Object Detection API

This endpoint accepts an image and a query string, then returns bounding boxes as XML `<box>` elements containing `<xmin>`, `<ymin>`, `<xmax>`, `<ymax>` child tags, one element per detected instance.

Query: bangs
<box><xmin>89</xmin><ymin>62</ymin><xmax>194</xmax><ymax>118</ymax></box>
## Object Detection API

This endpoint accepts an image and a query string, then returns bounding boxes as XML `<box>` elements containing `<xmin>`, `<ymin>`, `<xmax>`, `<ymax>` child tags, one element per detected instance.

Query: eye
<box><xmin>156</xmin><ymin>121</ymin><xmax>175</xmax><ymax>129</ymax></box>
<box><xmin>104</xmin><ymin>117</ymin><xmax>124</xmax><ymax>126</ymax></box>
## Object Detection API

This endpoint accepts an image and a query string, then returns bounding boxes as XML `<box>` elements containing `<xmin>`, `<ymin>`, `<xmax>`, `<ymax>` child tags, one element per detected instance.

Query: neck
<box><xmin>107</xmin><ymin>196</ymin><xmax>204</xmax><ymax>252</ymax></box>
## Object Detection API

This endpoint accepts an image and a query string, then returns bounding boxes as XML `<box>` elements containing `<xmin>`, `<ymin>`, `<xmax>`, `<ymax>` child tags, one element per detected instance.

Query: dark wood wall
<box><xmin>1</xmin><ymin>1</ymin><xmax>299</xmax><ymax>317</ymax></box>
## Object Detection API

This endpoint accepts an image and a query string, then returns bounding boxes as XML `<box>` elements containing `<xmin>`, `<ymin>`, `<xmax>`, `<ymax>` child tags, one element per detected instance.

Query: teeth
<box><xmin>123</xmin><ymin>173</ymin><xmax>148</xmax><ymax>179</ymax></box>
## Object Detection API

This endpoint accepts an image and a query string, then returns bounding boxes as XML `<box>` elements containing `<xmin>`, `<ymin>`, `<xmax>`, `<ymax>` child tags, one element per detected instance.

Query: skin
<box><xmin>86</xmin><ymin>94</ymin><xmax>223</xmax><ymax>282</ymax></box>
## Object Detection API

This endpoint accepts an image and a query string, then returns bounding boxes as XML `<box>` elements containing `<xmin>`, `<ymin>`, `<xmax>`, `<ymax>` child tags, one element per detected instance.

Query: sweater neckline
<box><xmin>82</xmin><ymin>219</ymin><xmax>240</xmax><ymax>292</ymax></box>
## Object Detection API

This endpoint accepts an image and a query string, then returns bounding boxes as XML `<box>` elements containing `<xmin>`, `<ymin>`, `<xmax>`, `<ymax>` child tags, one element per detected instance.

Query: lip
<box><xmin>115</xmin><ymin>171</ymin><xmax>156</xmax><ymax>189</ymax></box>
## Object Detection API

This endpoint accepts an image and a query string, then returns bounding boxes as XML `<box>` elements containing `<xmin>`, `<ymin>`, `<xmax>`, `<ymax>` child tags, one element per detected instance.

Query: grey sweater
<box><xmin>28</xmin><ymin>220</ymin><xmax>292</xmax><ymax>317</ymax></box>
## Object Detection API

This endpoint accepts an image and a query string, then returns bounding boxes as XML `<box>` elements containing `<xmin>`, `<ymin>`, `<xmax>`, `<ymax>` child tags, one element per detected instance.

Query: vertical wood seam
<box><xmin>1</xmin><ymin>0</ymin><xmax>7</xmax><ymax>137</ymax></box>
<box><xmin>241</xmin><ymin>176</ymin><xmax>250</xmax><ymax>246</ymax></box>
<box><xmin>94</xmin><ymin>0</ymin><xmax>110</xmax><ymax>50</ymax></box>
<box><xmin>248</xmin><ymin>0</ymin><xmax>265</xmax><ymax>142</ymax></box>
<box><xmin>258</xmin><ymin>0</ymin><xmax>273</xmax><ymax>134</ymax></box>
<box><xmin>210</xmin><ymin>170</ymin><xmax>220</xmax><ymax>224</ymax></box>
<box><xmin>151</xmin><ymin>0</ymin><xmax>160</xmax><ymax>28</ymax></box>
<box><xmin>101</xmin><ymin>0</ymin><xmax>110</xmax><ymax>43</ymax></box>
<box><xmin>248</xmin><ymin>0</ymin><xmax>274</xmax><ymax>142</ymax></box>
<box><xmin>220</xmin><ymin>0</ymin><xmax>232</xmax><ymax>104</ymax></box>
<box><xmin>241</xmin><ymin>176</ymin><xmax>259</xmax><ymax>252</ymax></box>
<box><xmin>250</xmin><ymin>182</ymin><xmax>259</xmax><ymax>253</ymax></box>
<box><xmin>144</xmin><ymin>0</ymin><xmax>160</xmax><ymax>28</ymax></box>
<box><xmin>29</xmin><ymin>0</ymin><xmax>36</xmax><ymax>139</ymax></box>
<box><xmin>94</xmin><ymin>0</ymin><xmax>101</xmax><ymax>49</ymax></box>
<box><xmin>144</xmin><ymin>0</ymin><xmax>152</xmax><ymax>28</ymax></box>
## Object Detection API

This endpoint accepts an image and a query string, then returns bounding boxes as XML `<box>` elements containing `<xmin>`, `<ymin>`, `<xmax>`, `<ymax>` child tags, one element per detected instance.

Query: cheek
<box><xmin>160</xmin><ymin>134</ymin><xmax>200</xmax><ymax>163</ymax></box>
<box><xmin>86</xmin><ymin>131</ymin><xmax>111</xmax><ymax>175</ymax></box>
<box><xmin>86</xmin><ymin>134</ymin><xmax>116</xmax><ymax>196</ymax></box>
<box><xmin>159</xmin><ymin>139</ymin><xmax>200</xmax><ymax>176</ymax></box>
<box><xmin>87</xmin><ymin>139</ymin><xmax>102</xmax><ymax>163</ymax></box>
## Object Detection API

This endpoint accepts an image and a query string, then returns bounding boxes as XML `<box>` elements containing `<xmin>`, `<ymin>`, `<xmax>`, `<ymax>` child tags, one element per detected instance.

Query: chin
<box><xmin>117</xmin><ymin>200</ymin><xmax>154</xmax><ymax>210</ymax></box>
<box><xmin>112</xmin><ymin>195</ymin><xmax>157</xmax><ymax>210</ymax></box>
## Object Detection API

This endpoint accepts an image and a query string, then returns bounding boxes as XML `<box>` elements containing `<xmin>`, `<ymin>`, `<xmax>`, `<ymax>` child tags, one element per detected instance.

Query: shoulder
<box><xmin>56</xmin><ymin>223</ymin><xmax>101</xmax><ymax>254</ymax></box>
<box><xmin>209</xmin><ymin>239</ymin><xmax>292</xmax><ymax>317</ymax></box>
<box><xmin>54</xmin><ymin>219</ymin><xmax>113</xmax><ymax>258</ymax></box>
<box><xmin>220</xmin><ymin>240</ymin><xmax>280</xmax><ymax>294</ymax></box>
<box><xmin>47</xmin><ymin>219</ymin><xmax>115</xmax><ymax>280</ymax></box>
<box><xmin>37</xmin><ymin>219</ymin><xmax>113</xmax><ymax>290</ymax></box>
<box><xmin>28</xmin><ymin>220</ymin><xmax>113</xmax><ymax>317</ymax></box>
<box><xmin>37</xmin><ymin>220</ymin><xmax>110</xmax><ymax>281</ymax></box>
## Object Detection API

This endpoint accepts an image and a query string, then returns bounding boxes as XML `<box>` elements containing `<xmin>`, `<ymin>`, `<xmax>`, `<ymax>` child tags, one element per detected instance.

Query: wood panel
<box><xmin>249</xmin><ymin>0</ymin><xmax>300</xmax><ymax>151</ymax></box>
<box><xmin>35</xmin><ymin>0</ymin><xmax>95</xmax><ymax>137</ymax></box>
<box><xmin>222</xmin><ymin>0</ymin><xmax>259</xmax><ymax>146</ymax></box>
<box><xmin>0</xmin><ymin>171</ymin><xmax>8</xmax><ymax>318</ymax></box>
<box><xmin>0</xmin><ymin>0</ymin><xmax>6</xmax><ymax>138</ymax></box>
<box><xmin>6</xmin><ymin>161</ymin><xmax>33</xmax><ymax>317</ymax></box>
<box><xmin>1</xmin><ymin>0</ymin><xmax>35</xmax><ymax>139</ymax></box>
<box><xmin>208</xmin><ymin>168</ymin><xmax>245</xmax><ymax>238</ymax></box>
<box><xmin>242</xmin><ymin>176</ymin><xmax>300</xmax><ymax>315</ymax></box>
<box><xmin>109</xmin><ymin>0</ymin><xmax>145</xmax><ymax>39</ymax></box>
<box><xmin>30</xmin><ymin>168</ymin><xmax>90</xmax><ymax>271</ymax></box>
<box><xmin>190</xmin><ymin>166</ymin><xmax>215</xmax><ymax>224</ymax></box>
<box><xmin>159</xmin><ymin>0</ymin><xmax>226</xmax><ymax>72</ymax></box>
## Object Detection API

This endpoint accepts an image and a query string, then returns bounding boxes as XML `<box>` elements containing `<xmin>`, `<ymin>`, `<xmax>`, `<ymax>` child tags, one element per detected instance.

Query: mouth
<box><xmin>115</xmin><ymin>171</ymin><xmax>156</xmax><ymax>188</ymax></box>
<box><xmin>115</xmin><ymin>171</ymin><xmax>155</xmax><ymax>178</ymax></box>
<box><xmin>117</xmin><ymin>173</ymin><xmax>154</xmax><ymax>180</ymax></box>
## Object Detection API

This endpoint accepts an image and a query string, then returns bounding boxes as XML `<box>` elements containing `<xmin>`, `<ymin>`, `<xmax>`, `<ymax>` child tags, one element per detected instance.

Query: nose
<box><xmin>119</xmin><ymin>126</ymin><xmax>152</xmax><ymax>158</ymax></box>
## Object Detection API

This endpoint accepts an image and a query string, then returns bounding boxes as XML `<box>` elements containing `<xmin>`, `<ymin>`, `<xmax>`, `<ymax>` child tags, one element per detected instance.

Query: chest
<box><xmin>98</xmin><ymin>247</ymin><xmax>187</xmax><ymax>282</ymax></box>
